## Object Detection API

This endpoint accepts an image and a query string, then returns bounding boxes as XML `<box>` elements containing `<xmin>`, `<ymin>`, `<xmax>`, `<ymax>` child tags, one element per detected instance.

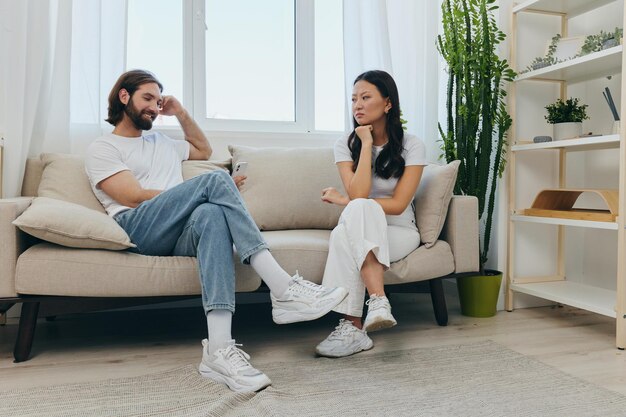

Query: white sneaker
<box><xmin>315</xmin><ymin>319</ymin><xmax>374</xmax><ymax>358</ymax></box>
<box><xmin>363</xmin><ymin>295</ymin><xmax>397</xmax><ymax>332</ymax></box>
<box><xmin>270</xmin><ymin>273</ymin><xmax>348</xmax><ymax>324</ymax></box>
<box><xmin>198</xmin><ymin>339</ymin><xmax>271</xmax><ymax>392</ymax></box>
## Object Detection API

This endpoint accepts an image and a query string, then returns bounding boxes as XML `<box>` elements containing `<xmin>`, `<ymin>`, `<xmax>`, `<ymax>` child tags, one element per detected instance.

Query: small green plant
<box><xmin>545</xmin><ymin>98</ymin><xmax>589</xmax><ymax>124</ymax></box>
<box><xmin>521</xmin><ymin>34</ymin><xmax>561</xmax><ymax>73</ymax></box>
<box><xmin>525</xmin><ymin>56</ymin><xmax>556</xmax><ymax>71</ymax></box>
<box><xmin>580</xmin><ymin>27</ymin><xmax>623</xmax><ymax>55</ymax></box>
<box><xmin>546</xmin><ymin>33</ymin><xmax>561</xmax><ymax>58</ymax></box>
<box><xmin>400</xmin><ymin>110</ymin><xmax>407</xmax><ymax>131</ymax></box>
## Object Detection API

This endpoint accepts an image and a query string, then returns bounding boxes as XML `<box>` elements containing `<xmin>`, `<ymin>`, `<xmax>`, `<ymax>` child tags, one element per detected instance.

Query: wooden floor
<box><xmin>1</xmin><ymin>293</ymin><xmax>625</xmax><ymax>395</ymax></box>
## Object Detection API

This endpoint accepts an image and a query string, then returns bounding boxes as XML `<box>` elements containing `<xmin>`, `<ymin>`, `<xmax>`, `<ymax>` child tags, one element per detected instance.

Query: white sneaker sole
<box><xmin>315</xmin><ymin>338</ymin><xmax>374</xmax><ymax>358</ymax></box>
<box><xmin>364</xmin><ymin>317</ymin><xmax>397</xmax><ymax>333</ymax></box>
<box><xmin>272</xmin><ymin>288</ymin><xmax>348</xmax><ymax>324</ymax></box>
<box><xmin>198</xmin><ymin>363</ymin><xmax>271</xmax><ymax>393</ymax></box>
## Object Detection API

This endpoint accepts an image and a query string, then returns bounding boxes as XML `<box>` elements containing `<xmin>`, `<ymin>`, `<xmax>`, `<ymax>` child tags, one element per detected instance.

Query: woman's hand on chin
<box><xmin>355</xmin><ymin>125</ymin><xmax>374</xmax><ymax>147</ymax></box>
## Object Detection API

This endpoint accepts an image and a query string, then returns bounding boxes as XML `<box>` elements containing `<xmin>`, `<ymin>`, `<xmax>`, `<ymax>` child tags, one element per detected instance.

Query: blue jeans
<box><xmin>114</xmin><ymin>170</ymin><xmax>268</xmax><ymax>314</ymax></box>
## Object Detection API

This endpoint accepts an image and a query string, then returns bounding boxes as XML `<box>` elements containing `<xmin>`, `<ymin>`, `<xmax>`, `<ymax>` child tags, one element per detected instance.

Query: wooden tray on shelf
<box><xmin>522</xmin><ymin>189</ymin><xmax>618</xmax><ymax>222</ymax></box>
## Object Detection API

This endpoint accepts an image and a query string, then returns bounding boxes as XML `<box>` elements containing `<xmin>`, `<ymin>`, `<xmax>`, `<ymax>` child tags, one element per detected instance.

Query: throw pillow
<box><xmin>414</xmin><ymin>160</ymin><xmax>460</xmax><ymax>248</ymax></box>
<box><xmin>13</xmin><ymin>197</ymin><xmax>135</xmax><ymax>250</ymax></box>
<box><xmin>38</xmin><ymin>153</ymin><xmax>106</xmax><ymax>213</ymax></box>
<box><xmin>228</xmin><ymin>145</ymin><xmax>344</xmax><ymax>230</ymax></box>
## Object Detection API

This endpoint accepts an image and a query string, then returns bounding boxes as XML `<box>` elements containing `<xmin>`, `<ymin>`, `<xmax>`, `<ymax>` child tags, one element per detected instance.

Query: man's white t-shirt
<box><xmin>334</xmin><ymin>133</ymin><xmax>427</xmax><ymax>228</ymax></box>
<box><xmin>85</xmin><ymin>132</ymin><xmax>190</xmax><ymax>217</ymax></box>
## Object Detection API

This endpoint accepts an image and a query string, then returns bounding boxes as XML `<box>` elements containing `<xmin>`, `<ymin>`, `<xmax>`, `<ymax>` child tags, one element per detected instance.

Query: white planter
<box><xmin>553</xmin><ymin>122</ymin><xmax>582</xmax><ymax>141</ymax></box>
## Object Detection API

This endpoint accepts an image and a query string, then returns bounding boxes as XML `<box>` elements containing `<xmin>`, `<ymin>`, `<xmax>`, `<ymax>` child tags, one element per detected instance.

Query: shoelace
<box><xmin>222</xmin><ymin>343</ymin><xmax>253</xmax><ymax>370</ymax></box>
<box><xmin>290</xmin><ymin>271</ymin><xmax>325</xmax><ymax>295</ymax></box>
<box><xmin>328</xmin><ymin>319</ymin><xmax>357</xmax><ymax>339</ymax></box>
<box><xmin>365</xmin><ymin>295</ymin><xmax>390</xmax><ymax>312</ymax></box>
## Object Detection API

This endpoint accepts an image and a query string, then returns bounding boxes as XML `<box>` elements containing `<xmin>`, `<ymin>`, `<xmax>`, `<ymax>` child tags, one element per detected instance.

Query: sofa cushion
<box><xmin>38</xmin><ymin>153</ymin><xmax>106</xmax><ymax>213</ymax></box>
<box><xmin>182</xmin><ymin>159</ymin><xmax>231</xmax><ymax>180</ymax></box>
<box><xmin>236</xmin><ymin>229</ymin><xmax>333</xmax><ymax>285</ymax></box>
<box><xmin>15</xmin><ymin>242</ymin><xmax>260</xmax><ymax>296</ymax></box>
<box><xmin>385</xmin><ymin>240</ymin><xmax>454</xmax><ymax>284</ymax></box>
<box><xmin>228</xmin><ymin>145</ymin><xmax>344</xmax><ymax>230</ymax></box>
<box><xmin>414</xmin><ymin>160</ymin><xmax>460</xmax><ymax>248</ymax></box>
<box><xmin>15</xmin><ymin>230</ymin><xmax>333</xmax><ymax>296</ymax></box>
<box><xmin>12</xmin><ymin>197</ymin><xmax>135</xmax><ymax>250</ymax></box>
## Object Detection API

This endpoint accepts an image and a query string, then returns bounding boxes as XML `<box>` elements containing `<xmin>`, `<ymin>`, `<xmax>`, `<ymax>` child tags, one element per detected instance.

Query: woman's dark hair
<box><xmin>348</xmin><ymin>70</ymin><xmax>404</xmax><ymax>179</ymax></box>
<box><xmin>105</xmin><ymin>69</ymin><xmax>163</xmax><ymax>126</ymax></box>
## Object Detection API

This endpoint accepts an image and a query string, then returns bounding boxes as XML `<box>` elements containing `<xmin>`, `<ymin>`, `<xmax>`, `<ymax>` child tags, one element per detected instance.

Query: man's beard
<box><xmin>124</xmin><ymin>100</ymin><xmax>156</xmax><ymax>131</ymax></box>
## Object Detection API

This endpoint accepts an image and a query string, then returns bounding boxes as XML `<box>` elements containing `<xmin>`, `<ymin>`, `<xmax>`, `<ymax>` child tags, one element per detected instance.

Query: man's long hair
<box><xmin>348</xmin><ymin>70</ymin><xmax>405</xmax><ymax>179</ymax></box>
<box><xmin>105</xmin><ymin>69</ymin><xmax>163</xmax><ymax>126</ymax></box>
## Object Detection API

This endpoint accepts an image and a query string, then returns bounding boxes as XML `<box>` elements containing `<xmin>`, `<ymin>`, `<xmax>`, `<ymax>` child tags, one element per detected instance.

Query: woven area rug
<box><xmin>4</xmin><ymin>341</ymin><xmax>626</xmax><ymax>417</ymax></box>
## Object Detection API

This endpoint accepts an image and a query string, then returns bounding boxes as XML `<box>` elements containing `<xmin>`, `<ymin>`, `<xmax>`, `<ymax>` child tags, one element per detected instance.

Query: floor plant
<box><xmin>438</xmin><ymin>0</ymin><xmax>516</xmax><ymax>316</ymax></box>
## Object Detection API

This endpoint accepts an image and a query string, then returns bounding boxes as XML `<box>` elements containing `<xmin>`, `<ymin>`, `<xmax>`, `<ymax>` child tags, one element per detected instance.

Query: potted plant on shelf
<box><xmin>522</xmin><ymin>34</ymin><xmax>561</xmax><ymax>73</ymax></box>
<box><xmin>545</xmin><ymin>97</ymin><xmax>589</xmax><ymax>140</ymax></box>
<box><xmin>580</xmin><ymin>27</ymin><xmax>623</xmax><ymax>55</ymax></box>
<box><xmin>438</xmin><ymin>0</ymin><xmax>515</xmax><ymax>317</ymax></box>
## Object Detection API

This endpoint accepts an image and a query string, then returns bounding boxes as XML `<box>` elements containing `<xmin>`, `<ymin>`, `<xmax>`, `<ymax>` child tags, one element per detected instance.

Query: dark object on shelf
<box><xmin>533</xmin><ymin>135</ymin><xmax>552</xmax><ymax>143</ymax></box>
<box><xmin>603</xmin><ymin>87</ymin><xmax>620</xmax><ymax>121</ymax></box>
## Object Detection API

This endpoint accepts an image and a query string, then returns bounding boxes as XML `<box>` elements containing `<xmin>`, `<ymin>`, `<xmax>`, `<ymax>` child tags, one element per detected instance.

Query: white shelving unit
<box><xmin>509</xmin><ymin>281</ymin><xmax>617</xmax><ymax>317</ymax></box>
<box><xmin>506</xmin><ymin>0</ymin><xmax>626</xmax><ymax>348</ymax></box>
<box><xmin>510</xmin><ymin>214</ymin><xmax>619</xmax><ymax>229</ymax></box>
<box><xmin>512</xmin><ymin>0</ymin><xmax>617</xmax><ymax>16</ymax></box>
<box><xmin>511</xmin><ymin>134</ymin><xmax>620</xmax><ymax>151</ymax></box>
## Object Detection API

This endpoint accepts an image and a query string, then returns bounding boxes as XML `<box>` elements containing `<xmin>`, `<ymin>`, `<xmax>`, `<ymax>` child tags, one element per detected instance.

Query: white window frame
<box><xmin>186</xmin><ymin>0</ymin><xmax>324</xmax><ymax>134</ymax></box>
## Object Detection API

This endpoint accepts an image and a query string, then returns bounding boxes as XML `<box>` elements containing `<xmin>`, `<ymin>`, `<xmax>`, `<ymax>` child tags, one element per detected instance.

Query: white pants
<box><xmin>322</xmin><ymin>199</ymin><xmax>421</xmax><ymax>317</ymax></box>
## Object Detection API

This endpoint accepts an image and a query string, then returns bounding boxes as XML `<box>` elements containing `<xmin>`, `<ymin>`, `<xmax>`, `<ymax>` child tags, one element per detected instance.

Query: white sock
<box><xmin>250</xmin><ymin>249</ymin><xmax>292</xmax><ymax>297</ymax></box>
<box><xmin>206</xmin><ymin>309</ymin><xmax>233</xmax><ymax>355</ymax></box>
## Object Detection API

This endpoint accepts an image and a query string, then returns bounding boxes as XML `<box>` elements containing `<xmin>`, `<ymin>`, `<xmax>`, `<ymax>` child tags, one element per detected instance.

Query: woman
<box><xmin>316</xmin><ymin>70</ymin><xmax>426</xmax><ymax>358</ymax></box>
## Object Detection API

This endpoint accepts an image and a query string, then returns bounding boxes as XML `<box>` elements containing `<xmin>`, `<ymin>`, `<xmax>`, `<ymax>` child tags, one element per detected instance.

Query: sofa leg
<box><xmin>14</xmin><ymin>302</ymin><xmax>40</xmax><ymax>363</ymax></box>
<box><xmin>429</xmin><ymin>279</ymin><xmax>448</xmax><ymax>326</ymax></box>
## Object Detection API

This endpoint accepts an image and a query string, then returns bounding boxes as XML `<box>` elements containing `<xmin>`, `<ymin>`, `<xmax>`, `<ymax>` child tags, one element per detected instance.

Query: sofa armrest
<box><xmin>440</xmin><ymin>195</ymin><xmax>479</xmax><ymax>274</ymax></box>
<box><xmin>0</xmin><ymin>197</ymin><xmax>35</xmax><ymax>297</ymax></box>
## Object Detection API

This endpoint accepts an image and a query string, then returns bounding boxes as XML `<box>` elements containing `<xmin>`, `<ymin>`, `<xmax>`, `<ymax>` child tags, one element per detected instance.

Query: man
<box><xmin>85</xmin><ymin>69</ymin><xmax>348</xmax><ymax>392</ymax></box>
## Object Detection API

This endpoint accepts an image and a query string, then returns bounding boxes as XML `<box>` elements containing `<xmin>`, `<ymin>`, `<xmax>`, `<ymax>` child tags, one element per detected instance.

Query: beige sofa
<box><xmin>0</xmin><ymin>145</ymin><xmax>479</xmax><ymax>362</ymax></box>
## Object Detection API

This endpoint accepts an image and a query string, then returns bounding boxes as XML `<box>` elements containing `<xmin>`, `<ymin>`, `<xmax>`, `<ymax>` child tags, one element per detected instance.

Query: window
<box><xmin>204</xmin><ymin>0</ymin><xmax>294</xmax><ymax>122</ymax></box>
<box><xmin>127</xmin><ymin>0</ymin><xmax>183</xmax><ymax>126</ymax></box>
<box><xmin>126</xmin><ymin>0</ymin><xmax>345</xmax><ymax>133</ymax></box>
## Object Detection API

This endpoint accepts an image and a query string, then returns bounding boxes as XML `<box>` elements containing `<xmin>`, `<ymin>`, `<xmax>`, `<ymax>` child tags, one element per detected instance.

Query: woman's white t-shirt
<box><xmin>334</xmin><ymin>133</ymin><xmax>427</xmax><ymax>228</ymax></box>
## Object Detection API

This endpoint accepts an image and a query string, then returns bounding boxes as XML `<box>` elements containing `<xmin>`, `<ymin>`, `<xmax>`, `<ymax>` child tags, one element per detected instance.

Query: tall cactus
<box><xmin>437</xmin><ymin>0</ymin><xmax>515</xmax><ymax>270</ymax></box>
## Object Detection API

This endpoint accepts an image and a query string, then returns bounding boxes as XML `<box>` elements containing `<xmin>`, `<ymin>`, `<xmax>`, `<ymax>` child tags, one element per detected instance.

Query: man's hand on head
<box><xmin>162</xmin><ymin>94</ymin><xmax>212</xmax><ymax>160</ymax></box>
<box><xmin>160</xmin><ymin>95</ymin><xmax>184</xmax><ymax>117</ymax></box>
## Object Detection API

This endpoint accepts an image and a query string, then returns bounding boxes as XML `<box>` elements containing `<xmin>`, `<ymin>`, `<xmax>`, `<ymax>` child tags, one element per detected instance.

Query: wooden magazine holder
<box><xmin>523</xmin><ymin>189</ymin><xmax>618</xmax><ymax>222</ymax></box>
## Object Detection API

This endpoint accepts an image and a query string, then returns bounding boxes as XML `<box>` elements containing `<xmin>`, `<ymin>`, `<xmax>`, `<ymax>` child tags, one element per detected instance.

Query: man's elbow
<box><xmin>125</xmin><ymin>189</ymin><xmax>155</xmax><ymax>208</ymax></box>
<box><xmin>192</xmin><ymin>146</ymin><xmax>212</xmax><ymax>161</ymax></box>
<box><xmin>127</xmin><ymin>199</ymin><xmax>142</xmax><ymax>208</ymax></box>
<box><xmin>118</xmin><ymin>196</ymin><xmax>141</xmax><ymax>208</ymax></box>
